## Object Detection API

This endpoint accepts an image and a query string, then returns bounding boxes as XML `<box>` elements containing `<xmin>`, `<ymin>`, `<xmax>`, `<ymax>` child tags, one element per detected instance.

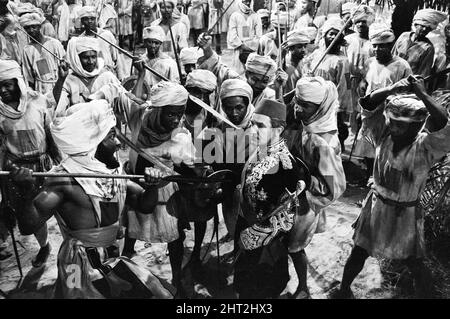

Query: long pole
<box><xmin>0</xmin><ymin>171</ymin><xmax>229</xmax><ymax>183</ymax></box>
<box><xmin>311</xmin><ymin>2</ymin><xmax>363</xmax><ymax>74</ymax></box>
<box><xmin>276</xmin><ymin>9</ymin><xmax>283</xmax><ymax>100</ymax></box>
<box><xmin>161</xmin><ymin>0</ymin><xmax>183</xmax><ymax>80</ymax></box>
<box><xmin>92</xmin><ymin>30</ymin><xmax>170</xmax><ymax>81</ymax></box>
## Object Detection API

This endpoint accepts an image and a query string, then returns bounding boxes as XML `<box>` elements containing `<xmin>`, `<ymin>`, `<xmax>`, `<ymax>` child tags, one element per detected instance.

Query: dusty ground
<box><xmin>0</xmin><ymin>44</ymin><xmax>447</xmax><ymax>299</ymax></box>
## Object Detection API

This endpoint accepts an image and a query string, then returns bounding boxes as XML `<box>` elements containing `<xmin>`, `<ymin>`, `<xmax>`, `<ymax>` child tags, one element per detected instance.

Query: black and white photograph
<box><xmin>0</xmin><ymin>0</ymin><xmax>449</xmax><ymax>308</ymax></box>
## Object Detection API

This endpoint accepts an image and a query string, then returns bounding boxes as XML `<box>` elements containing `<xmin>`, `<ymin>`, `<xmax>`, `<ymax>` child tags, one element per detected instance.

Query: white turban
<box><xmin>321</xmin><ymin>17</ymin><xmax>345</xmax><ymax>37</ymax></box>
<box><xmin>219</xmin><ymin>79</ymin><xmax>255</xmax><ymax>129</ymax></box>
<box><xmin>413</xmin><ymin>9</ymin><xmax>448</xmax><ymax>31</ymax></box>
<box><xmin>270</xmin><ymin>10</ymin><xmax>295</xmax><ymax>29</ymax></box>
<box><xmin>369</xmin><ymin>23</ymin><xmax>395</xmax><ymax>44</ymax></box>
<box><xmin>296</xmin><ymin>76</ymin><xmax>328</xmax><ymax>105</ymax></box>
<box><xmin>351</xmin><ymin>5</ymin><xmax>375</xmax><ymax>25</ymax></box>
<box><xmin>67</xmin><ymin>37</ymin><xmax>104</xmax><ymax>78</ymax></box>
<box><xmin>282</xmin><ymin>29</ymin><xmax>313</xmax><ymax>48</ymax></box>
<box><xmin>180</xmin><ymin>47</ymin><xmax>203</xmax><ymax>65</ymax></box>
<box><xmin>0</xmin><ymin>60</ymin><xmax>29</xmax><ymax>119</ymax></box>
<box><xmin>245</xmin><ymin>53</ymin><xmax>277</xmax><ymax>80</ymax></box>
<box><xmin>257</xmin><ymin>9</ymin><xmax>269</xmax><ymax>19</ymax></box>
<box><xmin>150</xmin><ymin>81</ymin><xmax>189</xmax><ymax>107</ymax></box>
<box><xmin>295</xmin><ymin>76</ymin><xmax>339</xmax><ymax>133</ymax></box>
<box><xmin>50</xmin><ymin>100</ymin><xmax>116</xmax><ymax>155</ymax></box>
<box><xmin>385</xmin><ymin>94</ymin><xmax>428</xmax><ymax>123</ymax></box>
<box><xmin>142</xmin><ymin>26</ymin><xmax>165</xmax><ymax>42</ymax></box>
<box><xmin>219</xmin><ymin>78</ymin><xmax>253</xmax><ymax>102</ymax></box>
<box><xmin>78</xmin><ymin>6</ymin><xmax>97</xmax><ymax>19</ymax></box>
<box><xmin>185</xmin><ymin>69</ymin><xmax>217</xmax><ymax>92</ymax></box>
<box><xmin>19</xmin><ymin>12</ymin><xmax>46</xmax><ymax>27</ymax></box>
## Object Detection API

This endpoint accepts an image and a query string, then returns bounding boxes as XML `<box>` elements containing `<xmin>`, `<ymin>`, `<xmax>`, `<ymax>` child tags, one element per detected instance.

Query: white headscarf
<box><xmin>413</xmin><ymin>9</ymin><xmax>447</xmax><ymax>31</ymax></box>
<box><xmin>219</xmin><ymin>79</ymin><xmax>255</xmax><ymax>129</ymax></box>
<box><xmin>0</xmin><ymin>60</ymin><xmax>30</xmax><ymax>120</ymax></box>
<box><xmin>295</xmin><ymin>76</ymin><xmax>339</xmax><ymax>134</ymax></box>
<box><xmin>50</xmin><ymin>100</ymin><xmax>117</xmax><ymax>197</ymax></box>
<box><xmin>67</xmin><ymin>37</ymin><xmax>105</xmax><ymax>78</ymax></box>
<box><xmin>180</xmin><ymin>47</ymin><xmax>204</xmax><ymax>65</ymax></box>
<box><xmin>185</xmin><ymin>69</ymin><xmax>217</xmax><ymax>92</ymax></box>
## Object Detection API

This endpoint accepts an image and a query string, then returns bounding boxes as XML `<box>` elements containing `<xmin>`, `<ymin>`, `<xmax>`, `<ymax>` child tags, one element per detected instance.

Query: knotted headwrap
<box><xmin>142</xmin><ymin>25</ymin><xmax>165</xmax><ymax>42</ymax></box>
<box><xmin>19</xmin><ymin>12</ymin><xmax>46</xmax><ymax>27</ymax></box>
<box><xmin>413</xmin><ymin>9</ymin><xmax>447</xmax><ymax>31</ymax></box>
<box><xmin>51</xmin><ymin>100</ymin><xmax>116</xmax><ymax>155</ymax></box>
<box><xmin>282</xmin><ymin>29</ymin><xmax>312</xmax><ymax>49</ymax></box>
<box><xmin>295</xmin><ymin>76</ymin><xmax>339</xmax><ymax>133</ymax></box>
<box><xmin>78</xmin><ymin>6</ymin><xmax>97</xmax><ymax>19</ymax></box>
<box><xmin>219</xmin><ymin>79</ymin><xmax>255</xmax><ymax>128</ymax></box>
<box><xmin>138</xmin><ymin>81</ymin><xmax>188</xmax><ymax>148</ymax></box>
<box><xmin>185</xmin><ymin>69</ymin><xmax>217</xmax><ymax>93</ymax></box>
<box><xmin>50</xmin><ymin>100</ymin><xmax>118</xmax><ymax>197</ymax></box>
<box><xmin>270</xmin><ymin>10</ymin><xmax>295</xmax><ymax>29</ymax></box>
<box><xmin>351</xmin><ymin>5</ymin><xmax>375</xmax><ymax>25</ymax></box>
<box><xmin>180</xmin><ymin>47</ymin><xmax>204</xmax><ymax>65</ymax></box>
<box><xmin>369</xmin><ymin>23</ymin><xmax>395</xmax><ymax>44</ymax></box>
<box><xmin>245</xmin><ymin>53</ymin><xmax>277</xmax><ymax>80</ymax></box>
<box><xmin>238</xmin><ymin>0</ymin><xmax>252</xmax><ymax>15</ymax></box>
<box><xmin>385</xmin><ymin>94</ymin><xmax>428</xmax><ymax>123</ymax></box>
<box><xmin>150</xmin><ymin>81</ymin><xmax>189</xmax><ymax>107</ymax></box>
<box><xmin>67</xmin><ymin>37</ymin><xmax>105</xmax><ymax>78</ymax></box>
<box><xmin>257</xmin><ymin>8</ymin><xmax>269</xmax><ymax>19</ymax></box>
<box><xmin>0</xmin><ymin>60</ymin><xmax>29</xmax><ymax>120</ymax></box>
<box><xmin>321</xmin><ymin>17</ymin><xmax>345</xmax><ymax>37</ymax></box>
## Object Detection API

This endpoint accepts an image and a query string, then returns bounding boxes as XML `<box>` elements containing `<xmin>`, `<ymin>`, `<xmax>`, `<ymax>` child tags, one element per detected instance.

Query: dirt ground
<box><xmin>0</xmin><ymin>46</ymin><xmax>448</xmax><ymax>299</ymax></box>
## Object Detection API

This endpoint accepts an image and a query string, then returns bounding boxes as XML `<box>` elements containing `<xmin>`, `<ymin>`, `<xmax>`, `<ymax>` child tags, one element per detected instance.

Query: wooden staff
<box><xmin>91</xmin><ymin>30</ymin><xmax>170</xmax><ymax>81</ymax></box>
<box><xmin>0</xmin><ymin>171</ymin><xmax>229</xmax><ymax>183</ymax></box>
<box><xmin>311</xmin><ymin>2</ymin><xmax>363</xmax><ymax>74</ymax></box>
<box><xmin>161</xmin><ymin>0</ymin><xmax>183</xmax><ymax>80</ymax></box>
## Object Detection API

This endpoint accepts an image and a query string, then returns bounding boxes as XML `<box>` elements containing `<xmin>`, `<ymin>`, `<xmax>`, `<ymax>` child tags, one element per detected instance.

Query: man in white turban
<box><xmin>53</xmin><ymin>36</ymin><xmax>121</xmax><ymax>118</ymax></box>
<box><xmin>344</xmin><ymin>5</ymin><xmax>375</xmax><ymax>134</ymax></box>
<box><xmin>257</xmin><ymin>8</ymin><xmax>270</xmax><ymax>33</ymax></box>
<box><xmin>227</xmin><ymin>0</ymin><xmax>262</xmax><ymax>75</ymax></box>
<box><xmin>281</xmin><ymin>29</ymin><xmax>312</xmax><ymax>92</ymax></box>
<box><xmin>331</xmin><ymin>76</ymin><xmax>450</xmax><ymax>299</ymax></box>
<box><xmin>136</xmin><ymin>25</ymin><xmax>179</xmax><ymax>89</ymax></box>
<box><xmin>93</xmin><ymin>79</ymin><xmax>197</xmax><ymax>297</ymax></box>
<box><xmin>180</xmin><ymin>46</ymin><xmax>204</xmax><ymax>76</ymax></box>
<box><xmin>197</xmin><ymin>33</ymin><xmax>286</xmax><ymax>109</ymax></box>
<box><xmin>303</xmin><ymin>16</ymin><xmax>351</xmax><ymax>152</ymax></box>
<box><xmin>0</xmin><ymin>59</ymin><xmax>60</xmax><ymax>269</ymax></box>
<box><xmin>352</xmin><ymin>24</ymin><xmax>412</xmax><ymax>184</ymax></box>
<box><xmin>20</xmin><ymin>11</ymin><xmax>66</xmax><ymax>99</ymax></box>
<box><xmin>78</xmin><ymin>6</ymin><xmax>126</xmax><ymax>81</ymax></box>
<box><xmin>393</xmin><ymin>9</ymin><xmax>447</xmax><ymax>77</ymax></box>
<box><xmin>287</xmin><ymin>76</ymin><xmax>346</xmax><ymax>299</ymax></box>
<box><xmin>11</xmin><ymin>99</ymin><xmax>174</xmax><ymax>299</ymax></box>
<box><xmin>151</xmin><ymin>0</ymin><xmax>188</xmax><ymax>60</ymax></box>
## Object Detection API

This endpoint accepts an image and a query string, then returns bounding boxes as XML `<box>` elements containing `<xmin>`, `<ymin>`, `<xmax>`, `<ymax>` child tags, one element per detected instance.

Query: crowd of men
<box><xmin>0</xmin><ymin>0</ymin><xmax>450</xmax><ymax>299</ymax></box>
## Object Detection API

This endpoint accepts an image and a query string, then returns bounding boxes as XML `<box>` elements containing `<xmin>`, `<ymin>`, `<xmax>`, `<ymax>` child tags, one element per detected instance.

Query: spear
<box><xmin>0</xmin><ymin>171</ymin><xmax>229</xmax><ymax>183</ymax></box>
